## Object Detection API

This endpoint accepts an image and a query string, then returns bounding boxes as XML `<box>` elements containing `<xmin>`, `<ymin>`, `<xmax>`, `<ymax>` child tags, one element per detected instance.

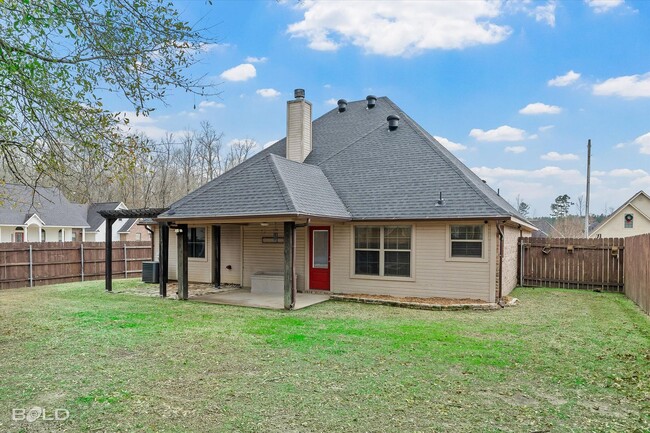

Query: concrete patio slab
<box><xmin>192</xmin><ymin>288</ymin><xmax>329</xmax><ymax>310</ymax></box>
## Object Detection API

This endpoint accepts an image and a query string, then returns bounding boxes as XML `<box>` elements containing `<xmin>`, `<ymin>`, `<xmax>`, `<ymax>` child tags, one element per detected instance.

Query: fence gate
<box><xmin>518</xmin><ymin>237</ymin><xmax>625</xmax><ymax>292</ymax></box>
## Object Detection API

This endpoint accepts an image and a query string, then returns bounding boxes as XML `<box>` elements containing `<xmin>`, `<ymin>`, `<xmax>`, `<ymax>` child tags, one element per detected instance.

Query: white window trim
<box><xmin>188</xmin><ymin>225</ymin><xmax>209</xmax><ymax>263</ymax></box>
<box><xmin>446</xmin><ymin>223</ymin><xmax>489</xmax><ymax>263</ymax></box>
<box><xmin>349</xmin><ymin>224</ymin><xmax>415</xmax><ymax>282</ymax></box>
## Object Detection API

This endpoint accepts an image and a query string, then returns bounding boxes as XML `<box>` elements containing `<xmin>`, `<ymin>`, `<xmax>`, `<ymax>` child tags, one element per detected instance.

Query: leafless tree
<box><xmin>197</xmin><ymin>121</ymin><xmax>224</xmax><ymax>182</ymax></box>
<box><xmin>225</xmin><ymin>138</ymin><xmax>256</xmax><ymax>171</ymax></box>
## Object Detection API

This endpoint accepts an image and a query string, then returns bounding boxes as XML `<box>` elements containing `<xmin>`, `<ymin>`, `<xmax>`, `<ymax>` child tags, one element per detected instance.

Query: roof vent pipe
<box><xmin>337</xmin><ymin>99</ymin><xmax>347</xmax><ymax>113</ymax></box>
<box><xmin>294</xmin><ymin>88</ymin><xmax>305</xmax><ymax>100</ymax></box>
<box><xmin>366</xmin><ymin>95</ymin><xmax>377</xmax><ymax>109</ymax></box>
<box><xmin>387</xmin><ymin>114</ymin><xmax>400</xmax><ymax>130</ymax></box>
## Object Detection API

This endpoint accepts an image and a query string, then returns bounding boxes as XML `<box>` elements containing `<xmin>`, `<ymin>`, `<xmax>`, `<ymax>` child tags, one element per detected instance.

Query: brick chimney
<box><xmin>286</xmin><ymin>89</ymin><xmax>312</xmax><ymax>163</ymax></box>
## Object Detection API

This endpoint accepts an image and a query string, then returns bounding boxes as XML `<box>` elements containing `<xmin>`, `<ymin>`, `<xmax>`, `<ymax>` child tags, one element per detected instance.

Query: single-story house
<box><xmin>0</xmin><ymin>186</ymin><xmax>149</xmax><ymax>242</ymax></box>
<box><xmin>152</xmin><ymin>91</ymin><xmax>535</xmax><ymax>304</ymax></box>
<box><xmin>590</xmin><ymin>190</ymin><xmax>650</xmax><ymax>238</ymax></box>
<box><xmin>0</xmin><ymin>184</ymin><xmax>90</xmax><ymax>242</ymax></box>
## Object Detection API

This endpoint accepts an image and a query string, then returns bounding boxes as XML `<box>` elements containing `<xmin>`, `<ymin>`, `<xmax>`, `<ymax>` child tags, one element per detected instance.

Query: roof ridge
<box><xmin>382</xmin><ymin>97</ymin><xmax>513</xmax><ymax>218</ymax></box>
<box><xmin>266</xmin><ymin>154</ymin><xmax>297</xmax><ymax>213</ymax></box>
<box><xmin>315</xmin><ymin>121</ymin><xmax>386</xmax><ymax>166</ymax></box>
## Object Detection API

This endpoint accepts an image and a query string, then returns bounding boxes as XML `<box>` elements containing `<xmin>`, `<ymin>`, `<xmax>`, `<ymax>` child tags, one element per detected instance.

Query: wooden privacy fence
<box><xmin>624</xmin><ymin>234</ymin><xmax>650</xmax><ymax>315</ymax></box>
<box><xmin>0</xmin><ymin>241</ymin><xmax>153</xmax><ymax>290</ymax></box>
<box><xmin>519</xmin><ymin>237</ymin><xmax>625</xmax><ymax>292</ymax></box>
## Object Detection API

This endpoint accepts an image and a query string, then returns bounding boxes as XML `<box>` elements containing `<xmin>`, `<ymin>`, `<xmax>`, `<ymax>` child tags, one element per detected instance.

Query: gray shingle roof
<box><xmin>87</xmin><ymin>202</ymin><xmax>122</xmax><ymax>231</ymax></box>
<box><xmin>164</xmin><ymin>154</ymin><xmax>350</xmax><ymax>219</ymax></box>
<box><xmin>0</xmin><ymin>184</ymin><xmax>90</xmax><ymax>227</ymax></box>
<box><xmin>161</xmin><ymin>96</ymin><xmax>529</xmax><ymax>222</ymax></box>
<box><xmin>117</xmin><ymin>218</ymin><xmax>138</xmax><ymax>233</ymax></box>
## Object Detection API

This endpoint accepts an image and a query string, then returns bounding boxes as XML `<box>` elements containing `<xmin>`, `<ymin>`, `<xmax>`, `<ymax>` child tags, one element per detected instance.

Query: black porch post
<box><xmin>177</xmin><ymin>224</ymin><xmax>189</xmax><ymax>300</ymax></box>
<box><xmin>284</xmin><ymin>222</ymin><xmax>296</xmax><ymax>310</ymax></box>
<box><xmin>158</xmin><ymin>222</ymin><xmax>169</xmax><ymax>297</ymax></box>
<box><xmin>105</xmin><ymin>218</ymin><xmax>115</xmax><ymax>292</ymax></box>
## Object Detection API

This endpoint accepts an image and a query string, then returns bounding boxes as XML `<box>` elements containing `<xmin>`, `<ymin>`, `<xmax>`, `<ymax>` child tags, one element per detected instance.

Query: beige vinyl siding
<box><xmin>168</xmin><ymin>225</ymin><xmax>212</xmax><ymax>283</ymax></box>
<box><xmin>501</xmin><ymin>225</ymin><xmax>523</xmax><ymax>296</ymax></box>
<box><xmin>330</xmin><ymin>221</ymin><xmax>497</xmax><ymax>302</ymax></box>
<box><xmin>220</xmin><ymin>225</ymin><xmax>242</xmax><ymax>285</ymax></box>
<box><xmin>241</xmin><ymin>225</ymin><xmax>306</xmax><ymax>290</ymax></box>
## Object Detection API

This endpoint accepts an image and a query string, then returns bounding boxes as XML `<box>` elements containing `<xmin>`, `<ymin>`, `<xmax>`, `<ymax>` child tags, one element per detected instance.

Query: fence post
<box><xmin>124</xmin><ymin>243</ymin><xmax>128</xmax><ymax>278</ymax></box>
<box><xmin>80</xmin><ymin>243</ymin><xmax>85</xmax><ymax>282</ymax></box>
<box><xmin>29</xmin><ymin>244</ymin><xmax>33</xmax><ymax>288</ymax></box>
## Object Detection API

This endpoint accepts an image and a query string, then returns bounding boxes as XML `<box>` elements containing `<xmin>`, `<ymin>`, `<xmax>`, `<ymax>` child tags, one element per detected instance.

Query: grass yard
<box><xmin>1</xmin><ymin>280</ymin><xmax>649</xmax><ymax>433</ymax></box>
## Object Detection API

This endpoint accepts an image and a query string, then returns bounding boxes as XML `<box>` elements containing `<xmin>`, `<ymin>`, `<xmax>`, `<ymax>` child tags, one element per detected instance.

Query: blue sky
<box><xmin>114</xmin><ymin>0</ymin><xmax>650</xmax><ymax>217</ymax></box>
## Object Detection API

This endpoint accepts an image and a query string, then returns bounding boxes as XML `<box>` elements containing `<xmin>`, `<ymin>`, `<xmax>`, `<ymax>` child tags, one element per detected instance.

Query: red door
<box><xmin>309</xmin><ymin>227</ymin><xmax>330</xmax><ymax>290</ymax></box>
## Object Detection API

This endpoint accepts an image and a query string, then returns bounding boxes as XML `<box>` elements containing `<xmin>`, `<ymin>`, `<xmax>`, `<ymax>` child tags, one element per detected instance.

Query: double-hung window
<box><xmin>354</xmin><ymin>226</ymin><xmax>412</xmax><ymax>277</ymax></box>
<box><xmin>450</xmin><ymin>225</ymin><xmax>483</xmax><ymax>258</ymax></box>
<box><xmin>188</xmin><ymin>227</ymin><xmax>206</xmax><ymax>258</ymax></box>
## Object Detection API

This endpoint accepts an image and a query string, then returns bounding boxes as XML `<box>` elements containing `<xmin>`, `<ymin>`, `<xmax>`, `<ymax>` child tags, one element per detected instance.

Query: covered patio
<box><xmin>99</xmin><ymin>209</ymin><xmax>326</xmax><ymax>310</ymax></box>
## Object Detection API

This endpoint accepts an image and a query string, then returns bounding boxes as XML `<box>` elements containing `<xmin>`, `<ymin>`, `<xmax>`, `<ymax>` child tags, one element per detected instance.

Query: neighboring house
<box><xmin>0</xmin><ymin>184</ymin><xmax>90</xmax><ymax>242</ymax></box>
<box><xmin>85</xmin><ymin>202</ymin><xmax>129</xmax><ymax>242</ymax></box>
<box><xmin>118</xmin><ymin>218</ymin><xmax>151</xmax><ymax>242</ymax></box>
<box><xmin>153</xmin><ymin>91</ymin><xmax>535</xmax><ymax>302</ymax></box>
<box><xmin>0</xmin><ymin>187</ymin><xmax>148</xmax><ymax>243</ymax></box>
<box><xmin>589</xmin><ymin>191</ymin><xmax>650</xmax><ymax>238</ymax></box>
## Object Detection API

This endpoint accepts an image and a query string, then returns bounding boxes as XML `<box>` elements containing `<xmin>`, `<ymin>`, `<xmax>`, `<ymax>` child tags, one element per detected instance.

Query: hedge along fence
<box><xmin>0</xmin><ymin>241</ymin><xmax>153</xmax><ymax>290</ymax></box>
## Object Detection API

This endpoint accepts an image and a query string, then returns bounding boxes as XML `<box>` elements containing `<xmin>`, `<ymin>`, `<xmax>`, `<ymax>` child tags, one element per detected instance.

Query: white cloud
<box><xmin>198</xmin><ymin>100</ymin><xmax>225</xmax><ymax>109</ymax></box>
<box><xmin>585</xmin><ymin>0</ymin><xmax>624</xmax><ymax>13</ymax></box>
<box><xmin>433</xmin><ymin>136</ymin><xmax>467</xmax><ymax>152</ymax></box>
<box><xmin>323</xmin><ymin>84</ymin><xmax>332</xmax><ymax>88</ymax></box>
<box><xmin>245</xmin><ymin>56</ymin><xmax>268</xmax><ymax>63</ymax></box>
<box><xmin>117</xmin><ymin>111</ymin><xmax>182</xmax><ymax>140</ymax></box>
<box><xmin>539</xmin><ymin>125</ymin><xmax>555</xmax><ymax>132</ymax></box>
<box><xmin>256</xmin><ymin>88</ymin><xmax>281</xmax><ymax>98</ymax></box>
<box><xmin>220</xmin><ymin>63</ymin><xmax>257</xmax><ymax>82</ymax></box>
<box><xmin>287</xmin><ymin>1</ymin><xmax>512</xmax><ymax>56</ymax></box>
<box><xmin>472</xmin><ymin>166</ymin><xmax>586</xmax><ymax>185</ymax></box>
<box><xmin>469</xmin><ymin>125</ymin><xmax>527</xmax><ymax>142</ymax></box>
<box><xmin>548</xmin><ymin>70</ymin><xmax>581</xmax><ymax>87</ymax></box>
<box><xmin>541</xmin><ymin>151</ymin><xmax>579</xmax><ymax>161</ymax></box>
<box><xmin>607</xmin><ymin>168</ymin><xmax>649</xmax><ymax>177</ymax></box>
<box><xmin>519</xmin><ymin>102</ymin><xmax>562</xmax><ymax>115</ymax></box>
<box><xmin>505</xmin><ymin>146</ymin><xmax>527</xmax><ymax>154</ymax></box>
<box><xmin>593</xmin><ymin>72</ymin><xmax>650</xmax><ymax>98</ymax></box>
<box><xmin>634</xmin><ymin>132</ymin><xmax>650</xmax><ymax>154</ymax></box>
<box><xmin>325</xmin><ymin>98</ymin><xmax>338</xmax><ymax>106</ymax></box>
<box><xmin>532</xmin><ymin>1</ymin><xmax>556</xmax><ymax>26</ymax></box>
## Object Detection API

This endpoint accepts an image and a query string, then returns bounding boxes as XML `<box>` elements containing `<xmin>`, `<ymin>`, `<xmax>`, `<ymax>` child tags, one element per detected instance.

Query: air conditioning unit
<box><xmin>142</xmin><ymin>261</ymin><xmax>160</xmax><ymax>284</ymax></box>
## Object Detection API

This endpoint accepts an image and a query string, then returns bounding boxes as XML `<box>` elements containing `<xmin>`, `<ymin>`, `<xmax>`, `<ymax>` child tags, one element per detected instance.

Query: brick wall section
<box><xmin>119</xmin><ymin>223</ymin><xmax>152</xmax><ymax>242</ymax></box>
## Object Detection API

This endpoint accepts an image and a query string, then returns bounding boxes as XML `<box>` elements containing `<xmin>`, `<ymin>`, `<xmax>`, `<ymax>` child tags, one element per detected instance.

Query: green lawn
<box><xmin>1</xmin><ymin>281</ymin><xmax>648</xmax><ymax>433</ymax></box>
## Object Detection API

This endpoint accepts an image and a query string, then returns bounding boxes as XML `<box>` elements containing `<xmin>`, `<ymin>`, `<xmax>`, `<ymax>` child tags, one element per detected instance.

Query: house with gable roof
<box><xmin>0</xmin><ymin>184</ymin><xmax>90</xmax><ymax>242</ymax></box>
<box><xmin>589</xmin><ymin>190</ymin><xmax>650</xmax><ymax>238</ymax></box>
<box><xmin>153</xmin><ymin>90</ymin><xmax>535</xmax><ymax>303</ymax></box>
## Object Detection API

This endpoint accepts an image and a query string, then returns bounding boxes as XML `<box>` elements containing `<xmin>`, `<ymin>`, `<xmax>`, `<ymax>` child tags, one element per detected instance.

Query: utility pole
<box><xmin>585</xmin><ymin>139</ymin><xmax>591</xmax><ymax>238</ymax></box>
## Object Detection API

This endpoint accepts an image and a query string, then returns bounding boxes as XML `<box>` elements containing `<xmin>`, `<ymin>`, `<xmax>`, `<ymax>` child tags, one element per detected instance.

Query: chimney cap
<box><xmin>337</xmin><ymin>99</ymin><xmax>348</xmax><ymax>112</ymax></box>
<box><xmin>387</xmin><ymin>114</ymin><xmax>400</xmax><ymax>130</ymax></box>
<box><xmin>366</xmin><ymin>95</ymin><xmax>377</xmax><ymax>109</ymax></box>
<box><xmin>294</xmin><ymin>89</ymin><xmax>305</xmax><ymax>100</ymax></box>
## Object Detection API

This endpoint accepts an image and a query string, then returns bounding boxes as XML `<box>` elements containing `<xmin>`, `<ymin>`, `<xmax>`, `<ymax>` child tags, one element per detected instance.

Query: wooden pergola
<box><xmin>98</xmin><ymin>208</ymin><xmax>168</xmax><ymax>296</ymax></box>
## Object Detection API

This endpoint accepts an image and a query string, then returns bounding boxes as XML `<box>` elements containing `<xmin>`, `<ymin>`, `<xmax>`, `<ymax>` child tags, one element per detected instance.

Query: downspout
<box><xmin>496</xmin><ymin>222</ymin><xmax>505</xmax><ymax>306</ymax></box>
<box><xmin>145</xmin><ymin>224</ymin><xmax>155</xmax><ymax>259</ymax></box>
